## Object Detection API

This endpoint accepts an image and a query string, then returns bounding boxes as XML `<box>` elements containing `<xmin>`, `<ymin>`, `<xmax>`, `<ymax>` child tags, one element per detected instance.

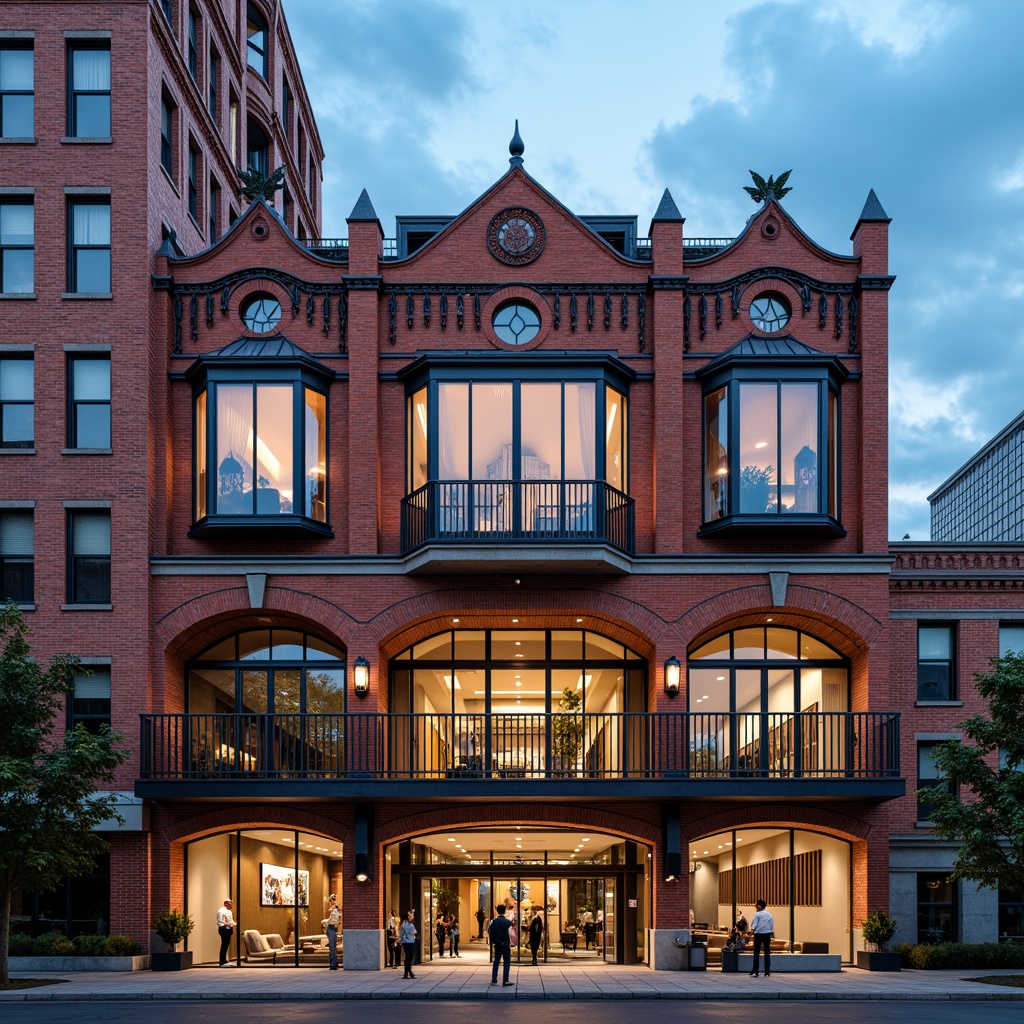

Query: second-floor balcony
<box><xmin>400</xmin><ymin>480</ymin><xmax>635</xmax><ymax>568</ymax></box>
<box><xmin>138</xmin><ymin>710</ymin><xmax>902</xmax><ymax>800</ymax></box>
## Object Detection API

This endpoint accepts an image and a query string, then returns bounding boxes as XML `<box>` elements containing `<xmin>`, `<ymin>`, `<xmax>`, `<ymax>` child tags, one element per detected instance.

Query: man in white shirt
<box><xmin>749</xmin><ymin>898</ymin><xmax>774</xmax><ymax>977</ymax></box>
<box><xmin>216</xmin><ymin>897</ymin><xmax>235</xmax><ymax>966</ymax></box>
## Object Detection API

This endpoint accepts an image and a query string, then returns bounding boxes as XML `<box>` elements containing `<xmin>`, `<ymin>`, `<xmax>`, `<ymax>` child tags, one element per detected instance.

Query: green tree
<box><xmin>922</xmin><ymin>650</ymin><xmax>1024</xmax><ymax>896</ymax></box>
<box><xmin>0</xmin><ymin>603</ymin><xmax>128</xmax><ymax>986</ymax></box>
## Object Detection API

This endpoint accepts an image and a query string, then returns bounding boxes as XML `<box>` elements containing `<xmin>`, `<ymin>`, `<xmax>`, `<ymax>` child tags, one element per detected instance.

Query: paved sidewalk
<box><xmin>3</xmin><ymin>963</ymin><xmax>1024</xmax><ymax>1001</ymax></box>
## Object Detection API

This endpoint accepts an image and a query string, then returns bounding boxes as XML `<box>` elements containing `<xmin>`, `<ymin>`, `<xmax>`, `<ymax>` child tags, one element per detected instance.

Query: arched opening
<box><xmin>186</xmin><ymin>827</ymin><xmax>343</xmax><ymax>967</ymax></box>
<box><xmin>385</xmin><ymin>826</ymin><xmax>650</xmax><ymax>967</ymax></box>
<box><xmin>688</xmin><ymin>826</ymin><xmax>852</xmax><ymax>964</ymax></box>
<box><xmin>389</xmin><ymin>627</ymin><xmax>646</xmax><ymax>777</ymax></box>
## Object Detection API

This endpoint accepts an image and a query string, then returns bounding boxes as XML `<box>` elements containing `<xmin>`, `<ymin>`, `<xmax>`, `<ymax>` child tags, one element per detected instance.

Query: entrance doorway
<box><xmin>387</xmin><ymin>828</ymin><xmax>648</xmax><ymax>966</ymax></box>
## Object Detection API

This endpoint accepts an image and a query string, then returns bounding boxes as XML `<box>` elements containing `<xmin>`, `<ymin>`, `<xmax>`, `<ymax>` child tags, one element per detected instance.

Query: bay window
<box><xmin>698</xmin><ymin>339</ymin><xmax>846</xmax><ymax>534</ymax></box>
<box><xmin>187</xmin><ymin>339</ymin><xmax>331</xmax><ymax>535</ymax></box>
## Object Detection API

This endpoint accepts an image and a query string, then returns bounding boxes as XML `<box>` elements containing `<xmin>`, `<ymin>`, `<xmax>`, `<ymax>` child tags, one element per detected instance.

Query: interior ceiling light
<box><xmin>755</xmin><ymin>441</ymin><xmax>768</xmax><ymax>449</ymax></box>
<box><xmin>512</xmin><ymin>618</ymin><xmax>519</xmax><ymax>623</ymax></box>
<box><xmin>576</xmin><ymin>618</ymin><xmax>583</xmax><ymax>623</ymax></box>
<box><xmin>452</xmin><ymin>618</ymin><xmax>459</xmax><ymax>623</ymax></box>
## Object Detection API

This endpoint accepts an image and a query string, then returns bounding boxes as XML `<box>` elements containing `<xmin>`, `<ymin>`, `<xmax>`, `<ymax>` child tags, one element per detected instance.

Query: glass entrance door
<box><xmin>603</xmin><ymin>876</ymin><xmax>616</xmax><ymax>962</ymax></box>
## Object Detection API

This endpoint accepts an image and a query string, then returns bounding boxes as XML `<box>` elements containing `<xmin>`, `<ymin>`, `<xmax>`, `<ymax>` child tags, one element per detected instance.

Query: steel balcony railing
<box><xmin>400</xmin><ymin>479</ymin><xmax>635</xmax><ymax>553</ymax></box>
<box><xmin>139</xmin><ymin>711</ymin><xmax>899</xmax><ymax>782</ymax></box>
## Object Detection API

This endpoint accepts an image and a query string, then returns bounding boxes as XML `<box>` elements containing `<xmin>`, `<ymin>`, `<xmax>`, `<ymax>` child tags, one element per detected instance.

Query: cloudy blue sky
<box><xmin>283</xmin><ymin>0</ymin><xmax>1024</xmax><ymax>542</ymax></box>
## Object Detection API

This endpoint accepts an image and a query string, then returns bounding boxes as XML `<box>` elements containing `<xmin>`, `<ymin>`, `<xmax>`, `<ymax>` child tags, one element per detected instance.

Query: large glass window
<box><xmin>918</xmin><ymin>625</ymin><xmax>954</xmax><ymax>701</ymax></box>
<box><xmin>0</xmin><ymin>356</ymin><xmax>33</xmax><ymax>446</ymax></box>
<box><xmin>0</xmin><ymin>200</ymin><xmax>33</xmax><ymax>294</ymax></box>
<box><xmin>999</xmin><ymin>887</ymin><xmax>1023</xmax><ymax>942</ymax></box>
<box><xmin>698</xmin><ymin>346</ymin><xmax>846</xmax><ymax>530</ymax></box>
<box><xmin>70</xmin><ymin>666</ymin><xmax>111</xmax><ymax>734</ymax></box>
<box><xmin>67</xmin><ymin>510</ymin><xmax>110</xmax><ymax>605</ymax></box>
<box><xmin>999</xmin><ymin>625</ymin><xmax>1024</xmax><ymax>657</ymax></box>
<box><xmin>160</xmin><ymin>95</ymin><xmax>174</xmax><ymax>176</ymax></box>
<box><xmin>916</xmin><ymin>741</ymin><xmax>952</xmax><ymax>822</ymax></box>
<box><xmin>190</xmin><ymin>356</ymin><xmax>329</xmax><ymax>529</ymax></box>
<box><xmin>246</xmin><ymin>3</ymin><xmax>268</xmax><ymax>79</ymax></box>
<box><xmin>917</xmin><ymin>873</ymin><xmax>956</xmax><ymax>943</ymax></box>
<box><xmin>690</xmin><ymin>828</ymin><xmax>850</xmax><ymax>962</ymax></box>
<box><xmin>389</xmin><ymin>628</ymin><xmax>645</xmax><ymax>778</ymax></box>
<box><xmin>246</xmin><ymin>117</ymin><xmax>269</xmax><ymax>177</ymax></box>
<box><xmin>187</xmin><ymin>7</ymin><xmax>199</xmax><ymax>82</ymax></box>
<box><xmin>67</xmin><ymin>43</ymin><xmax>110</xmax><ymax>138</ymax></box>
<box><xmin>0</xmin><ymin>511</ymin><xmax>33</xmax><ymax>604</ymax></box>
<box><xmin>68</xmin><ymin>199</ymin><xmax>111</xmax><ymax>294</ymax></box>
<box><xmin>688</xmin><ymin>627</ymin><xmax>849</xmax><ymax>776</ymax></box>
<box><xmin>188</xmin><ymin>142</ymin><xmax>199</xmax><ymax>221</ymax></box>
<box><xmin>0</xmin><ymin>45</ymin><xmax>34</xmax><ymax>138</ymax></box>
<box><xmin>68</xmin><ymin>355</ymin><xmax>111</xmax><ymax>449</ymax></box>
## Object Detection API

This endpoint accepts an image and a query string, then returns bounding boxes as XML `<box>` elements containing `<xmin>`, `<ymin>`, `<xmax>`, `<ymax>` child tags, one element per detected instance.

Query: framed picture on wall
<box><xmin>260</xmin><ymin>863</ymin><xmax>310</xmax><ymax>907</ymax></box>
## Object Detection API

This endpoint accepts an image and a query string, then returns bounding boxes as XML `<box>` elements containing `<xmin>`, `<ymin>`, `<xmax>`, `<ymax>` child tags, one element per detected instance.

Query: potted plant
<box><xmin>857</xmin><ymin>909</ymin><xmax>901</xmax><ymax>971</ymax></box>
<box><xmin>551</xmin><ymin>686</ymin><xmax>584</xmax><ymax>775</ymax></box>
<box><xmin>151</xmin><ymin>909</ymin><xmax>195</xmax><ymax>971</ymax></box>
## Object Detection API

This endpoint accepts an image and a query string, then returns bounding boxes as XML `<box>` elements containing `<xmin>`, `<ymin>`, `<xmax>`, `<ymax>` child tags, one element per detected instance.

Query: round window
<box><xmin>492</xmin><ymin>302</ymin><xmax>541</xmax><ymax>346</ymax></box>
<box><xmin>240</xmin><ymin>294</ymin><xmax>282</xmax><ymax>334</ymax></box>
<box><xmin>749</xmin><ymin>294</ymin><xmax>790</xmax><ymax>333</ymax></box>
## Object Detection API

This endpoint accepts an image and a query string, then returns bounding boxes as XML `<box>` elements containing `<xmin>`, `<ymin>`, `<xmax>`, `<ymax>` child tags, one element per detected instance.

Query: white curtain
<box><xmin>576</xmin><ymin>383</ymin><xmax>595</xmax><ymax>479</ymax></box>
<box><xmin>73</xmin><ymin>203</ymin><xmax>109</xmax><ymax>245</ymax></box>
<box><xmin>217</xmin><ymin>386</ymin><xmax>254</xmax><ymax>473</ymax></box>
<box><xmin>73</xmin><ymin>49</ymin><xmax>109</xmax><ymax>90</ymax></box>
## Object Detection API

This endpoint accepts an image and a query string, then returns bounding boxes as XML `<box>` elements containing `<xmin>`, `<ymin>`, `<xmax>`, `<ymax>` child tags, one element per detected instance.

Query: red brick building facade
<box><xmin>4</xmin><ymin>0</ymin><xmax>1022</xmax><ymax>970</ymax></box>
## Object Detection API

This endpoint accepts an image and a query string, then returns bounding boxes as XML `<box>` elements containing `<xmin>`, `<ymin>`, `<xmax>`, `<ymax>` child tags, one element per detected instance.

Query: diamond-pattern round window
<box><xmin>241</xmin><ymin>294</ymin><xmax>282</xmax><ymax>334</ymax></box>
<box><xmin>492</xmin><ymin>302</ymin><xmax>541</xmax><ymax>346</ymax></box>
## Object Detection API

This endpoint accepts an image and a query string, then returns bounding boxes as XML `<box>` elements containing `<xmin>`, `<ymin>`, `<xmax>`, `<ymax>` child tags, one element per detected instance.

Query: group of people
<box><xmin>433</xmin><ymin>913</ymin><xmax>462</xmax><ymax>958</ymax></box>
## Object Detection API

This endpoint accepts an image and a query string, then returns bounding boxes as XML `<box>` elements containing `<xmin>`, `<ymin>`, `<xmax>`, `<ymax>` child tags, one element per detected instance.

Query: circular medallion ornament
<box><xmin>487</xmin><ymin>206</ymin><xmax>545</xmax><ymax>266</ymax></box>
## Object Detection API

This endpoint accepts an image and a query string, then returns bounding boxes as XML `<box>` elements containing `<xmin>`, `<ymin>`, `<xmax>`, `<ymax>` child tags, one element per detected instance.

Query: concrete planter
<box><xmin>8</xmin><ymin>955</ymin><xmax>150</xmax><ymax>972</ymax></box>
<box><xmin>856</xmin><ymin>950</ymin><xmax>902</xmax><ymax>971</ymax></box>
<box><xmin>152</xmin><ymin>951</ymin><xmax>193</xmax><ymax>971</ymax></box>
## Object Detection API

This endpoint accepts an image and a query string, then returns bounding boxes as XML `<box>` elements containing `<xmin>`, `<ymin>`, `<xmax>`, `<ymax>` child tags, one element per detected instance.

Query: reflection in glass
<box><xmin>304</xmin><ymin>388</ymin><xmax>327</xmax><ymax>520</ymax></box>
<box><xmin>704</xmin><ymin>387</ymin><xmax>728</xmax><ymax>519</ymax></box>
<box><xmin>739</xmin><ymin>383</ymin><xmax>777</xmax><ymax>512</ymax></box>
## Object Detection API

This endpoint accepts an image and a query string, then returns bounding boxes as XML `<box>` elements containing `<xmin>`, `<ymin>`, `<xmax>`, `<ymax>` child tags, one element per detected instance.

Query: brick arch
<box><xmin>679</xmin><ymin>582</ymin><xmax>882</xmax><ymax>658</ymax></box>
<box><xmin>376</xmin><ymin>802</ymin><xmax>659</xmax><ymax>849</ymax></box>
<box><xmin>684</xmin><ymin>802</ymin><xmax>872</xmax><ymax>844</ymax></box>
<box><xmin>372</xmin><ymin>585</ymin><xmax>669</xmax><ymax>662</ymax></box>
<box><xmin>162</xmin><ymin>805</ymin><xmax>351</xmax><ymax>846</ymax></box>
<box><xmin>154</xmin><ymin>584</ymin><xmax>360</xmax><ymax>660</ymax></box>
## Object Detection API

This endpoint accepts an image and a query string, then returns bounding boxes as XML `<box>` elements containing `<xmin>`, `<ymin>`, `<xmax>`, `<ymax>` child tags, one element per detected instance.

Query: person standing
<box><xmin>325</xmin><ymin>894</ymin><xmax>341</xmax><ymax>971</ymax></box>
<box><xmin>749</xmin><ymin>898</ymin><xmax>774</xmax><ymax>977</ymax></box>
<box><xmin>528</xmin><ymin>910</ymin><xmax>544</xmax><ymax>966</ymax></box>
<box><xmin>386</xmin><ymin>908</ymin><xmax>401</xmax><ymax>968</ymax></box>
<box><xmin>400</xmin><ymin>909</ymin><xmax>418</xmax><ymax>979</ymax></box>
<box><xmin>489</xmin><ymin>905</ymin><xmax>514</xmax><ymax>986</ymax></box>
<box><xmin>448</xmin><ymin>917</ymin><xmax>461</xmax><ymax>957</ymax></box>
<box><xmin>435</xmin><ymin>914</ymin><xmax>447</xmax><ymax>957</ymax></box>
<box><xmin>476</xmin><ymin>907</ymin><xmax>486</xmax><ymax>939</ymax></box>
<box><xmin>216</xmin><ymin>897</ymin><xmax>235</xmax><ymax>967</ymax></box>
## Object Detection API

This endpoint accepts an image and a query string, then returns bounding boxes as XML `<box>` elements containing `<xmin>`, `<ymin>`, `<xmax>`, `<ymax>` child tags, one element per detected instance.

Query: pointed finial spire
<box><xmin>509</xmin><ymin>119</ymin><xmax>524</xmax><ymax>166</ymax></box>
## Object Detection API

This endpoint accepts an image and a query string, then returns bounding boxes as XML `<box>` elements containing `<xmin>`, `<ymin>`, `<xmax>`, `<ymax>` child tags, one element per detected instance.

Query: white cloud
<box><xmin>811</xmin><ymin>0</ymin><xmax>959</xmax><ymax>57</ymax></box>
<box><xmin>888</xmin><ymin>360</ymin><xmax>985</xmax><ymax>442</ymax></box>
<box><xmin>995</xmin><ymin>152</ymin><xmax>1024</xmax><ymax>192</ymax></box>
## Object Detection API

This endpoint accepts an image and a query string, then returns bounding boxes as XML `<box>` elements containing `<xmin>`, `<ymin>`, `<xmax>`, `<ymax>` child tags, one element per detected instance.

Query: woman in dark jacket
<box><xmin>528</xmin><ymin>911</ymin><xmax>545</xmax><ymax>965</ymax></box>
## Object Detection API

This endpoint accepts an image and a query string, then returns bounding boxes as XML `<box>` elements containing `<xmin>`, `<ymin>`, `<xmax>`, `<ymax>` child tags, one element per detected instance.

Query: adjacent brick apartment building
<box><xmin>4</xmin><ymin>0</ymin><xmax>1022</xmax><ymax>970</ymax></box>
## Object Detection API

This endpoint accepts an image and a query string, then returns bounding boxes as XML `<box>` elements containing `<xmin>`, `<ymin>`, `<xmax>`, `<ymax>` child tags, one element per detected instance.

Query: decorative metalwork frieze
<box><xmin>699</xmin><ymin>292</ymin><xmax>708</xmax><ymax>340</ymax></box>
<box><xmin>621</xmin><ymin>295</ymin><xmax>628</xmax><ymax>330</ymax></box>
<box><xmin>834</xmin><ymin>294</ymin><xmax>843</xmax><ymax>341</ymax></box>
<box><xmin>587</xmin><ymin>293</ymin><xmax>594</xmax><ymax>331</ymax></box>
<box><xmin>848</xmin><ymin>295</ymin><xmax>858</xmax><ymax>353</ymax></box>
<box><xmin>388</xmin><ymin>293</ymin><xmax>396</xmax><ymax>345</ymax></box>
<box><xmin>474</xmin><ymin>293</ymin><xmax>481</xmax><ymax>330</ymax></box>
<box><xmin>406</xmin><ymin>294</ymin><xmax>414</xmax><ymax>330</ymax></box>
<box><xmin>604</xmin><ymin>292</ymin><xmax>612</xmax><ymax>330</ymax></box>
<box><xmin>423</xmin><ymin>293</ymin><xmax>431</xmax><ymax>329</ymax></box>
<box><xmin>570</xmin><ymin>293</ymin><xmax>578</xmax><ymax>332</ymax></box>
<box><xmin>456</xmin><ymin>293</ymin><xmax>465</xmax><ymax>331</ymax></box>
<box><xmin>683</xmin><ymin>293</ymin><xmax>691</xmax><ymax>350</ymax></box>
<box><xmin>553</xmin><ymin>293</ymin><xmax>561</xmax><ymax>329</ymax></box>
<box><xmin>715</xmin><ymin>292</ymin><xmax>723</xmax><ymax>330</ymax></box>
<box><xmin>440</xmin><ymin>292</ymin><xmax>448</xmax><ymax>332</ymax></box>
<box><xmin>160</xmin><ymin>268</ymin><xmax>350</xmax><ymax>354</ymax></box>
<box><xmin>637</xmin><ymin>295</ymin><xmax>645</xmax><ymax>351</ymax></box>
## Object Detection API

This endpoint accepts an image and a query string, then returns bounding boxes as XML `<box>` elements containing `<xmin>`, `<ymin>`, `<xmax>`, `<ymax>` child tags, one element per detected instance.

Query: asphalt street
<box><xmin>3</xmin><ymin>1002</ymin><xmax>1024</xmax><ymax>1024</ymax></box>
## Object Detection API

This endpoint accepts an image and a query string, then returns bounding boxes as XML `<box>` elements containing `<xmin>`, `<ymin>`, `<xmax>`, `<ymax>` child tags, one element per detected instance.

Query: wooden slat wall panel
<box><xmin>717</xmin><ymin>849</ymin><xmax>822</xmax><ymax>907</ymax></box>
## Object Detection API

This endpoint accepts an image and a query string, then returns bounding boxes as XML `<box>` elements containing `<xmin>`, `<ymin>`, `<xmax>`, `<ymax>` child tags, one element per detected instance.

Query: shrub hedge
<box><xmin>8</xmin><ymin>933</ymin><xmax>142</xmax><ymax>957</ymax></box>
<box><xmin>895</xmin><ymin>942</ymin><xmax>1024</xmax><ymax>970</ymax></box>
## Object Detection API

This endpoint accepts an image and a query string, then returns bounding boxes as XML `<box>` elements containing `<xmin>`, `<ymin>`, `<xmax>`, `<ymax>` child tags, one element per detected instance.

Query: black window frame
<box><xmin>188</xmin><ymin>141</ymin><xmax>199</xmax><ymax>222</ymax></box>
<box><xmin>0</xmin><ymin>354</ymin><xmax>34</xmax><ymax>448</ymax></box>
<box><xmin>916</xmin><ymin>740</ymin><xmax>954</xmax><ymax>822</ymax></box>
<box><xmin>209</xmin><ymin>176</ymin><xmax>220</xmax><ymax>242</ymax></box>
<box><xmin>246</xmin><ymin>116</ymin><xmax>269</xmax><ymax>177</ymax></box>
<box><xmin>67</xmin><ymin>197</ymin><xmax>111</xmax><ymax>294</ymax></box>
<box><xmin>282</xmin><ymin>79</ymin><xmax>291</xmax><ymax>143</ymax></box>
<box><xmin>66</xmin><ymin>41</ymin><xmax>111</xmax><ymax>139</ymax></box>
<box><xmin>399</xmin><ymin>352</ymin><xmax>633</xmax><ymax>496</ymax></box>
<box><xmin>917</xmin><ymin>872</ymin><xmax>957</xmax><ymax>944</ymax></box>
<box><xmin>66</xmin><ymin>509</ymin><xmax>111</xmax><ymax>606</ymax></box>
<box><xmin>917</xmin><ymin>624</ymin><xmax>955</xmax><ymax>701</ymax></box>
<box><xmin>208</xmin><ymin>47</ymin><xmax>219</xmax><ymax>124</ymax></box>
<box><xmin>0</xmin><ymin>197</ymin><xmax>34</xmax><ymax>295</ymax></box>
<box><xmin>185</xmin><ymin>345</ymin><xmax>334</xmax><ymax>538</ymax></box>
<box><xmin>0</xmin><ymin>509</ymin><xmax>34</xmax><ymax>605</ymax></box>
<box><xmin>187</xmin><ymin>6</ymin><xmax>199</xmax><ymax>82</ymax></box>
<box><xmin>246</xmin><ymin>2</ymin><xmax>268</xmax><ymax>79</ymax></box>
<box><xmin>160</xmin><ymin>94</ymin><xmax>174</xmax><ymax>176</ymax></box>
<box><xmin>0</xmin><ymin>42</ymin><xmax>34</xmax><ymax>139</ymax></box>
<box><xmin>696</xmin><ymin>343</ymin><xmax>847</xmax><ymax>537</ymax></box>
<box><xmin>67</xmin><ymin>354</ymin><xmax>111</xmax><ymax>450</ymax></box>
<box><xmin>68</xmin><ymin>666</ymin><xmax>111</xmax><ymax>734</ymax></box>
